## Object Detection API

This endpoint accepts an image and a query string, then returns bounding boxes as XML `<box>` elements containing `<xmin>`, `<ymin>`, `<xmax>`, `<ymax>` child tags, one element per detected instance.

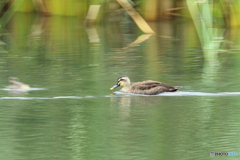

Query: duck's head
<box><xmin>9</xmin><ymin>77</ymin><xmax>19</xmax><ymax>83</ymax></box>
<box><xmin>110</xmin><ymin>76</ymin><xmax>131</xmax><ymax>90</ymax></box>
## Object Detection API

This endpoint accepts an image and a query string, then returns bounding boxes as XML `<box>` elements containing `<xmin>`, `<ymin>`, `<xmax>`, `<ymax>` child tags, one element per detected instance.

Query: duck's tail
<box><xmin>171</xmin><ymin>86</ymin><xmax>182</xmax><ymax>92</ymax></box>
<box><xmin>174</xmin><ymin>86</ymin><xmax>182</xmax><ymax>89</ymax></box>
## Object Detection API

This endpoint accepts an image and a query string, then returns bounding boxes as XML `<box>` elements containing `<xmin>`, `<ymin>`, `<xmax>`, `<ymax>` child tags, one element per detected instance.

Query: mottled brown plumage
<box><xmin>110</xmin><ymin>76</ymin><xmax>181</xmax><ymax>95</ymax></box>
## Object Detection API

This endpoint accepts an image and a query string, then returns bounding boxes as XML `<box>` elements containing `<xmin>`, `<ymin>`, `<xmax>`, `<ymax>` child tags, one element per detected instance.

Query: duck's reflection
<box><xmin>8</xmin><ymin>90</ymin><xmax>29</xmax><ymax>96</ymax></box>
<box><xmin>117</xmin><ymin>96</ymin><xmax>132</xmax><ymax>118</ymax></box>
<box><xmin>110</xmin><ymin>94</ymin><xmax>164</xmax><ymax>118</ymax></box>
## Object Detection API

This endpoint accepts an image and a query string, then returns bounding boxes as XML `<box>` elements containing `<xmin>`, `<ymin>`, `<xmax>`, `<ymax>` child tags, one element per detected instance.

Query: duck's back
<box><xmin>130</xmin><ymin>80</ymin><xmax>181</xmax><ymax>95</ymax></box>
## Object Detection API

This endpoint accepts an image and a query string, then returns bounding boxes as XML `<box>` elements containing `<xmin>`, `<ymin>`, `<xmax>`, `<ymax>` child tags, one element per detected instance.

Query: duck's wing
<box><xmin>131</xmin><ymin>80</ymin><xmax>162</xmax><ymax>90</ymax></box>
<box><xmin>131</xmin><ymin>80</ymin><xmax>181</xmax><ymax>95</ymax></box>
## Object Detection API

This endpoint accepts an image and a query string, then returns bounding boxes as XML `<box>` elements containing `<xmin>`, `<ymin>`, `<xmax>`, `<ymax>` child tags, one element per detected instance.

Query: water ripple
<box><xmin>0</xmin><ymin>91</ymin><xmax>240</xmax><ymax>100</ymax></box>
<box><xmin>114</xmin><ymin>91</ymin><xmax>240</xmax><ymax>96</ymax></box>
<box><xmin>1</xmin><ymin>88</ymin><xmax>46</xmax><ymax>91</ymax></box>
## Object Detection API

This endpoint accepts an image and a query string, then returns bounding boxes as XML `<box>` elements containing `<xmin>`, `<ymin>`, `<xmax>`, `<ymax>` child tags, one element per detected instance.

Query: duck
<box><xmin>110</xmin><ymin>76</ymin><xmax>181</xmax><ymax>95</ymax></box>
<box><xmin>8</xmin><ymin>77</ymin><xmax>30</xmax><ymax>89</ymax></box>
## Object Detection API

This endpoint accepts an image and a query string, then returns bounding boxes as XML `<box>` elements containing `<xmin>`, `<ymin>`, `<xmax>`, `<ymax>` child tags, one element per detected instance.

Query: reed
<box><xmin>229</xmin><ymin>0</ymin><xmax>240</xmax><ymax>26</ymax></box>
<box><xmin>13</xmin><ymin>0</ymin><xmax>35</xmax><ymax>12</ymax></box>
<box><xmin>141</xmin><ymin>0</ymin><xmax>158</xmax><ymax>20</ymax></box>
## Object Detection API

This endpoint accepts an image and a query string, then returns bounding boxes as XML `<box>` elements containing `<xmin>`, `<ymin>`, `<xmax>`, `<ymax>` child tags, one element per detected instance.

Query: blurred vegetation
<box><xmin>1</xmin><ymin>0</ymin><xmax>183</xmax><ymax>19</ymax></box>
<box><xmin>0</xmin><ymin>0</ymin><xmax>237</xmax><ymax>25</ymax></box>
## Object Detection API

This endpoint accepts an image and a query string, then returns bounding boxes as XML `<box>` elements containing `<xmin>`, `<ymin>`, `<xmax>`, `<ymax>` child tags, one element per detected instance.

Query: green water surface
<box><xmin>0</xmin><ymin>13</ymin><xmax>239</xmax><ymax>160</ymax></box>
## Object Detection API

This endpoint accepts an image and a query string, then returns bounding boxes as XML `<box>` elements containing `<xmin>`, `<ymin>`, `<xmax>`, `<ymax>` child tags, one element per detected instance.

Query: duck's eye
<box><xmin>117</xmin><ymin>79</ymin><xmax>124</xmax><ymax>85</ymax></box>
<box><xmin>119</xmin><ymin>79</ymin><xmax>126</xmax><ymax>82</ymax></box>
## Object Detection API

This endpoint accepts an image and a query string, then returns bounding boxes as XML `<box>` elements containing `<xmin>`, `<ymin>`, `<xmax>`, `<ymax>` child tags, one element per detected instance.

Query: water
<box><xmin>0</xmin><ymin>13</ymin><xmax>240</xmax><ymax>160</ymax></box>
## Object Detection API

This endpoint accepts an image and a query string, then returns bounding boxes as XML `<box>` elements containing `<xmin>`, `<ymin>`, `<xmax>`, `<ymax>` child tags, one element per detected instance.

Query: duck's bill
<box><xmin>110</xmin><ymin>84</ymin><xmax>120</xmax><ymax>90</ymax></box>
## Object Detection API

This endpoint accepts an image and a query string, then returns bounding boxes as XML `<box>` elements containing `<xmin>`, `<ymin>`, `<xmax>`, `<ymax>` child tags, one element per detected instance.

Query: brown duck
<box><xmin>110</xmin><ymin>76</ymin><xmax>181</xmax><ymax>95</ymax></box>
<box><xmin>8</xmin><ymin>77</ymin><xmax>30</xmax><ymax>89</ymax></box>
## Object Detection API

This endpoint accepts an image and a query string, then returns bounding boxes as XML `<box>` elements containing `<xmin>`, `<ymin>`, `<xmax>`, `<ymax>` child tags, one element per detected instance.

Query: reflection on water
<box><xmin>0</xmin><ymin>13</ymin><xmax>240</xmax><ymax>160</ymax></box>
<box><xmin>2</xmin><ymin>91</ymin><xmax>240</xmax><ymax>100</ymax></box>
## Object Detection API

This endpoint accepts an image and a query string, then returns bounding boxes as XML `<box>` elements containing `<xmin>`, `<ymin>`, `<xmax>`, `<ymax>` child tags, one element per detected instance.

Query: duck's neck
<box><xmin>121</xmin><ymin>84</ymin><xmax>131</xmax><ymax>92</ymax></box>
